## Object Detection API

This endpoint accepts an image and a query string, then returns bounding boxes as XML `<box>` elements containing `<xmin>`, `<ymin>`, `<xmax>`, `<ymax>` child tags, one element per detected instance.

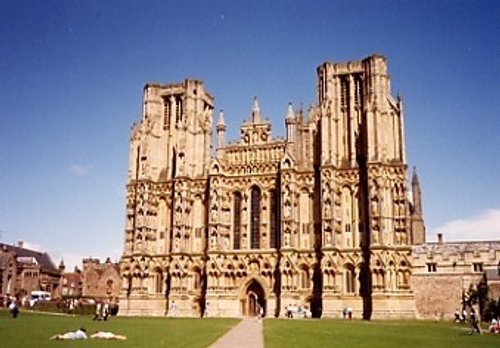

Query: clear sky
<box><xmin>1</xmin><ymin>0</ymin><xmax>498</xmax><ymax>269</ymax></box>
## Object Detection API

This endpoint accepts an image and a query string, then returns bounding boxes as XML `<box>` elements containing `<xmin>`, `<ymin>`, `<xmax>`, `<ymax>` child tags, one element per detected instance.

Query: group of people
<box><xmin>454</xmin><ymin>307</ymin><xmax>500</xmax><ymax>335</ymax></box>
<box><xmin>454</xmin><ymin>308</ymin><xmax>473</xmax><ymax>323</ymax></box>
<box><xmin>50</xmin><ymin>328</ymin><xmax>126</xmax><ymax>341</ymax></box>
<box><xmin>454</xmin><ymin>307</ymin><xmax>482</xmax><ymax>335</ymax></box>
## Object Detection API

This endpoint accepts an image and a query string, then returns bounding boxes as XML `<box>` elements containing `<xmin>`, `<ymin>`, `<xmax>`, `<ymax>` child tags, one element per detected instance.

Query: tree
<box><xmin>462</xmin><ymin>274</ymin><xmax>489</xmax><ymax>321</ymax></box>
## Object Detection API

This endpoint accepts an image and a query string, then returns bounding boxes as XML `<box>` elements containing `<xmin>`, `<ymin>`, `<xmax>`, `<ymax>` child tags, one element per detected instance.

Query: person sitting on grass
<box><xmin>91</xmin><ymin>331</ymin><xmax>127</xmax><ymax>340</ymax></box>
<box><xmin>489</xmin><ymin>318</ymin><xmax>499</xmax><ymax>334</ymax></box>
<box><xmin>49</xmin><ymin>327</ymin><xmax>87</xmax><ymax>340</ymax></box>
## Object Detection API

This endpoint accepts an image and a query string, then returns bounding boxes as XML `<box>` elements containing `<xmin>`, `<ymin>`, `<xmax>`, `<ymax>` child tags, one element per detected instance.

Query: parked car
<box><xmin>29</xmin><ymin>291</ymin><xmax>51</xmax><ymax>307</ymax></box>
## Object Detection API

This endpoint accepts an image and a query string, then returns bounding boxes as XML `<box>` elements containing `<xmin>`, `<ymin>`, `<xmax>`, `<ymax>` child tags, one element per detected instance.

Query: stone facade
<box><xmin>82</xmin><ymin>258</ymin><xmax>121</xmax><ymax>302</ymax></box>
<box><xmin>412</xmin><ymin>239</ymin><xmax>500</xmax><ymax>319</ymax></box>
<box><xmin>119</xmin><ymin>55</ymin><xmax>432</xmax><ymax>319</ymax></box>
<box><xmin>58</xmin><ymin>263</ymin><xmax>83</xmax><ymax>298</ymax></box>
<box><xmin>0</xmin><ymin>241</ymin><xmax>61</xmax><ymax>303</ymax></box>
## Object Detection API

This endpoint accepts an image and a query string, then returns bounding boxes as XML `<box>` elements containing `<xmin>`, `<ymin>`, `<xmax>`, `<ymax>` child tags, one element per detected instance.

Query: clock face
<box><xmin>261</xmin><ymin>132</ymin><xmax>268</xmax><ymax>141</ymax></box>
<box><xmin>244</xmin><ymin>134</ymin><xmax>250</xmax><ymax>143</ymax></box>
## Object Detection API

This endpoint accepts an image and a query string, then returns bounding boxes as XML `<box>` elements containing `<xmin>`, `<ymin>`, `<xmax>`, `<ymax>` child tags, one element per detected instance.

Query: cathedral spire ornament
<box><xmin>251</xmin><ymin>96</ymin><xmax>261</xmax><ymax>123</ymax></box>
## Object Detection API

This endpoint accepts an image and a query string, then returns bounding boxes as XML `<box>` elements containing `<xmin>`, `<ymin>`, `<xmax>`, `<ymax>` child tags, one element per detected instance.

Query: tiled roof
<box><xmin>0</xmin><ymin>242</ymin><xmax>59</xmax><ymax>274</ymax></box>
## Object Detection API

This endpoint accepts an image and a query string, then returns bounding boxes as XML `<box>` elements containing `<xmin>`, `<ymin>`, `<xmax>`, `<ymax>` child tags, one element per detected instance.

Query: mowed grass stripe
<box><xmin>2</xmin><ymin>310</ymin><xmax>498</xmax><ymax>348</ymax></box>
<box><xmin>0</xmin><ymin>310</ymin><xmax>238</xmax><ymax>348</ymax></box>
<box><xmin>264</xmin><ymin>319</ymin><xmax>499</xmax><ymax>348</ymax></box>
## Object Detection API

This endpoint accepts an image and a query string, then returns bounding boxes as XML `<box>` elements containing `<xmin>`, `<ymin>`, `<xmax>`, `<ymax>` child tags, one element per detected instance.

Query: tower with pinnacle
<box><xmin>120</xmin><ymin>55</ymin><xmax>425</xmax><ymax>319</ymax></box>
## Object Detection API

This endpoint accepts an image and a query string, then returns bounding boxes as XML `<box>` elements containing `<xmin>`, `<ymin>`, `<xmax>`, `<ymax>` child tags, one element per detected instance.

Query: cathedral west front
<box><xmin>119</xmin><ymin>54</ymin><xmax>427</xmax><ymax>319</ymax></box>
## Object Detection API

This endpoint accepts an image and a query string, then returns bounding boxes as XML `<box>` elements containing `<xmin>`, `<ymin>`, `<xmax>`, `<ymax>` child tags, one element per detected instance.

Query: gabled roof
<box><xmin>0</xmin><ymin>242</ymin><xmax>59</xmax><ymax>274</ymax></box>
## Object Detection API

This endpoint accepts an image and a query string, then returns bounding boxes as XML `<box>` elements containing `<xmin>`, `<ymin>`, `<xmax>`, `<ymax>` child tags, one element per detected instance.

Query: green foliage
<box><xmin>462</xmin><ymin>274</ymin><xmax>490</xmax><ymax>320</ymax></box>
<box><xmin>264</xmin><ymin>319</ymin><xmax>499</xmax><ymax>348</ymax></box>
<box><xmin>0</xmin><ymin>309</ymin><xmax>238</xmax><ymax>348</ymax></box>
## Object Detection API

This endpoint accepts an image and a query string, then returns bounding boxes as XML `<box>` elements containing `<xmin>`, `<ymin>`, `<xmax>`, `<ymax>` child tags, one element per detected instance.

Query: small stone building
<box><xmin>58</xmin><ymin>262</ymin><xmax>83</xmax><ymax>298</ymax></box>
<box><xmin>0</xmin><ymin>241</ymin><xmax>61</xmax><ymax>302</ymax></box>
<box><xmin>82</xmin><ymin>257</ymin><xmax>121</xmax><ymax>302</ymax></box>
<box><xmin>412</xmin><ymin>236</ymin><xmax>500</xmax><ymax>319</ymax></box>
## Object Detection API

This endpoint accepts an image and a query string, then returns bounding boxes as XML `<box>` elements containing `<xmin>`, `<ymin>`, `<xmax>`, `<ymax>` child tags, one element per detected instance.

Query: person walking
<box><xmin>468</xmin><ymin>308</ymin><xmax>483</xmax><ymax>335</ymax></box>
<box><xmin>8</xmin><ymin>299</ymin><xmax>19</xmax><ymax>318</ymax></box>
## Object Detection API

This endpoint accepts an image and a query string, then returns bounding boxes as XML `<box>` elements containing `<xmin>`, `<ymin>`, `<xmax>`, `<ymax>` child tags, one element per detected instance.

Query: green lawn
<box><xmin>264</xmin><ymin>319</ymin><xmax>498</xmax><ymax>348</ymax></box>
<box><xmin>2</xmin><ymin>310</ymin><xmax>498</xmax><ymax>348</ymax></box>
<box><xmin>0</xmin><ymin>309</ymin><xmax>238</xmax><ymax>348</ymax></box>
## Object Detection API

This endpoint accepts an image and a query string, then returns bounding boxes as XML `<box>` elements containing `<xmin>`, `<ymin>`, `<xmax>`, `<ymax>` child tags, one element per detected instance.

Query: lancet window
<box><xmin>340</xmin><ymin>77</ymin><xmax>349</xmax><ymax>109</ymax></box>
<box><xmin>345</xmin><ymin>265</ymin><xmax>356</xmax><ymax>294</ymax></box>
<box><xmin>250</xmin><ymin>186</ymin><xmax>261</xmax><ymax>249</ymax></box>
<box><xmin>163</xmin><ymin>97</ymin><xmax>171</xmax><ymax>129</ymax></box>
<box><xmin>154</xmin><ymin>269</ymin><xmax>163</xmax><ymax>294</ymax></box>
<box><xmin>233</xmin><ymin>192</ymin><xmax>242</xmax><ymax>249</ymax></box>
<box><xmin>354</xmin><ymin>75</ymin><xmax>363</xmax><ymax>107</ymax></box>
<box><xmin>300</xmin><ymin>266</ymin><xmax>310</xmax><ymax>289</ymax></box>
<box><xmin>269</xmin><ymin>189</ymin><xmax>279</xmax><ymax>248</ymax></box>
<box><xmin>175</xmin><ymin>96</ymin><xmax>183</xmax><ymax>123</ymax></box>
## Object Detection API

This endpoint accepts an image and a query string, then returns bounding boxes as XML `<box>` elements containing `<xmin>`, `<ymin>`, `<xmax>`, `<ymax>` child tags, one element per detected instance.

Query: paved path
<box><xmin>210</xmin><ymin>318</ymin><xmax>264</xmax><ymax>348</ymax></box>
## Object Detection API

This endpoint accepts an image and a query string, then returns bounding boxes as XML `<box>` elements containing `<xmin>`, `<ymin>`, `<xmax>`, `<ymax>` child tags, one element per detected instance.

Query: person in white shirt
<box><xmin>50</xmin><ymin>328</ymin><xmax>87</xmax><ymax>340</ymax></box>
<box><xmin>91</xmin><ymin>331</ymin><xmax>127</xmax><ymax>340</ymax></box>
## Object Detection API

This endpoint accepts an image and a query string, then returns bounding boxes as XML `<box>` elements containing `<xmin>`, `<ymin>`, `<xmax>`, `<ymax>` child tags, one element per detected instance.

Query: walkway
<box><xmin>210</xmin><ymin>317</ymin><xmax>264</xmax><ymax>348</ymax></box>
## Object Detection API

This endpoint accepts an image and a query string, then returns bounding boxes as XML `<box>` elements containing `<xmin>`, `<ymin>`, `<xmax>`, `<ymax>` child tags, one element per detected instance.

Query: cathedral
<box><xmin>119</xmin><ymin>54</ymin><xmax>427</xmax><ymax>319</ymax></box>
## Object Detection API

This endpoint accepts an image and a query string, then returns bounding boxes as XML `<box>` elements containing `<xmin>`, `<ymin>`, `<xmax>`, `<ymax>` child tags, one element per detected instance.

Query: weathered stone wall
<box><xmin>82</xmin><ymin>258</ymin><xmax>121</xmax><ymax>302</ymax></box>
<box><xmin>412</xmin><ymin>275</ymin><xmax>464</xmax><ymax>320</ymax></box>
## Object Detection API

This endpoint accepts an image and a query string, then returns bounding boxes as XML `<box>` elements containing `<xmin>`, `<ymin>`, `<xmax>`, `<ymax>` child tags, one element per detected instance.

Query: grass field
<box><xmin>0</xmin><ymin>309</ymin><xmax>238</xmax><ymax>347</ymax></box>
<box><xmin>264</xmin><ymin>318</ymin><xmax>498</xmax><ymax>348</ymax></box>
<box><xmin>2</xmin><ymin>310</ymin><xmax>498</xmax><ymax>347</ymax></box>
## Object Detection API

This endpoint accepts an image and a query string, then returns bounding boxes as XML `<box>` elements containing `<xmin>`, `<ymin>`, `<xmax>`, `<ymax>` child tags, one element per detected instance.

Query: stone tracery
<box><xmin>120</xmin><ymin>56</ymin><xmax>425</xmax><ymax>319</ymax></box>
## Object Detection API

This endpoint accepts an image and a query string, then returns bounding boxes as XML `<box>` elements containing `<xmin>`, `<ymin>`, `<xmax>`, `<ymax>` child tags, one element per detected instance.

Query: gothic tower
<box><xmin>316</xmin><ymin>55</ymin><xmax>413</xmax><ymax>318</ymax></box>
<box><xmin>121</xmin><ymin>80</ymin><xmax>213</xmax><ymax>315</ymax></box>
<box><xmin>410</xmin><ymin>167</ymin><xmax>425</xmax><ymax>244</ymax></box>
<box><xmin>119</xmin><ymin>55</ymin><xmax>424</xmax><ymax>319</ymax></box>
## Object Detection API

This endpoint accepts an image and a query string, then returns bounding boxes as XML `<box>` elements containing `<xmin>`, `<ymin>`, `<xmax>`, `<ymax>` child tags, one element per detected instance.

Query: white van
<box><xmin>29</xmin><ymin>291</ymin><xmax>51</xmax><ymax>307</ymax></box>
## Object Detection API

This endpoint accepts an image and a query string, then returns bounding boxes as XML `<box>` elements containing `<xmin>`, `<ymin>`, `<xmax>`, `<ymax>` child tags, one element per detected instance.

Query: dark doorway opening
<box><xmin>243</xmin><ymin>279</ymin><xmax>266</xmax><ymax>317</ymax></box>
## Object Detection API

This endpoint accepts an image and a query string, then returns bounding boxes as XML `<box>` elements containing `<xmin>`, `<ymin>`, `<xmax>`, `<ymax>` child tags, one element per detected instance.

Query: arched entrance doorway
<box><xmin>242</xmin><ymin>279</ymin><xmax>266</xmax><ymax>317</ymax></box>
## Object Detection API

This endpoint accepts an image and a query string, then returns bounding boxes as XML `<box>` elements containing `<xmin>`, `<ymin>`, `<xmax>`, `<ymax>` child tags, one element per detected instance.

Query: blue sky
<box><xmin>1</xmin><ymin>0</ymin><xmax>498</xmax><ymax>269</ymax></box>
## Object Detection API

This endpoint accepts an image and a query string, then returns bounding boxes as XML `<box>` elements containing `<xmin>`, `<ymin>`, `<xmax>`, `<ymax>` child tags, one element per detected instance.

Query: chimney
<box><xmin>437</xmin><ymin>233</ymin><xmax>443</xmax><ymax>244</ymax></box>
<box><xmin>17</xmin><ymin>240</ymin><xmax>24</xmax><ymax>249</ymax></box>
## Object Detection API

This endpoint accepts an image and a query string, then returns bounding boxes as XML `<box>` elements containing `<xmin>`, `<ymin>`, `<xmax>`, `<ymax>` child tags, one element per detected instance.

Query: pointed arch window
<box><xmin>354</xmin><ymin>75</ymin><xmax>363</xmax><ymax>107</ymax></box>
<box><xmin>250</xmin><ymin>186</ymin><xmax>261</xmax><ymax>249</ymax></box>
<box><xmin>233</xmin><ymin>192</ymin><xmax>242</xmax><ymax>249</ymax></box>
<box><xmin>340</xmin><ymin>77</ymin><xmax>349</xmax><ymax>109</ymax></box>
<box><xmin>300</xmin><ymin>267</ymin><xmax>310</xmax><ymax>289</ymax></box>
<box><xmin>175</xmin><ymin>96</ymin><xmax>183</xmax><ymax>123</ymax></box>
<box><xmin>163</xmin><ymin>97</ymin><xmax>171</xmax><ymax>129</ymax></box>
<box><xmin>345</xmin><ymin>265</ymin><xmax>356</xmax><ymax>294</ymax></box>
<box><xmin>269</xmin><ymin>189</ymin><xmax>279</xmax><ymax>248</ymax></box>
<box><xmin>155</xmin><ymin>270</ymin><xmax>164</xmax><ymax>294</ymax></box>
<box><xmin>193</xmin><ymin>268</ymin><xmax>201</xmax><ymax>290</ymax></box>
